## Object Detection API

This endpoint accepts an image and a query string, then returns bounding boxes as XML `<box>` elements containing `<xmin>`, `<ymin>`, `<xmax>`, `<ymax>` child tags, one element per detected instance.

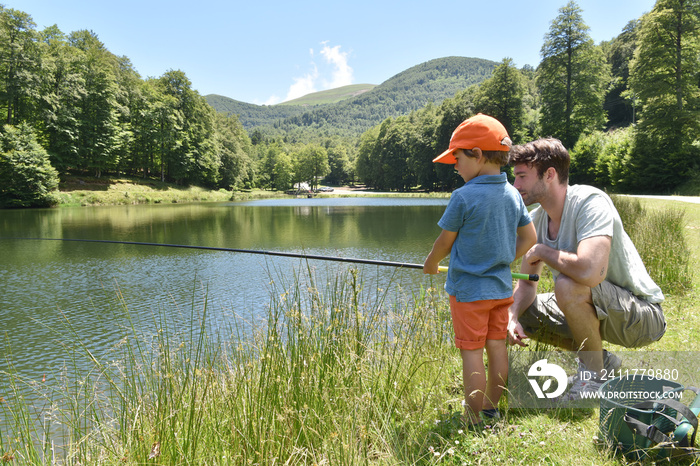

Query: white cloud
<box><xmin>260</xmin><ymin>95</ymin><xmax>282</xmax><ymax>106</ymax></box>
<box><xmin>279</xmin><ymin>42</ymin><xmax>354</xmax><ymax>103</ymax></box>
<box><xmin>320</xmin><ymin>42</ymin><xmax>353</xmax><ymax>88</ymax></box>
<box><xmin>284</xmin><ymin>64</ymin><xmax>319</xmax><ymax>102</ymax></box>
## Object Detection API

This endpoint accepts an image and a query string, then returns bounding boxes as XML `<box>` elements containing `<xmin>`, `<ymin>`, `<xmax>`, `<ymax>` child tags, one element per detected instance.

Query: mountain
<box><xmin>204</xmin><ymin>95</ymin><xmax>309</xmax><ymax>128</ymax></box>
<box><xmin>205</xmin><ymin>56</ymin><xmax>498</xmax><ymax>139</ymax></box>
<box><xmin>280</xmin><ymin>84</ymin><xmax>376</xmax><ymax>106</ymax></box>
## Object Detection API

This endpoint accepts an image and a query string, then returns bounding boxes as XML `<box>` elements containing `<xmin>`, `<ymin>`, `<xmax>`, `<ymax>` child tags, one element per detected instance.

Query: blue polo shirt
<box><xmin>438</xmin><ymin>173</ymin><xmax>531</xmax><ymax>302</ymax></box>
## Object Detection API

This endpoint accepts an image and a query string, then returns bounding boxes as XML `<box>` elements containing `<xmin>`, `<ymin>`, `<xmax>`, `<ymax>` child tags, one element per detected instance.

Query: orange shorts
<box><xmin>449</xmin><ymin>295</ymin><xmax>514</xmax><ymax>350</ymax></box>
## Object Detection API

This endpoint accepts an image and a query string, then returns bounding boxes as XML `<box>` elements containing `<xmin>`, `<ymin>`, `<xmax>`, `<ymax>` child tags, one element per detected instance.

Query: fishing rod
<box><xmin>14</xmin><ymin>237</ymin><xmax>539</xmax><ymax>281</ymax></box>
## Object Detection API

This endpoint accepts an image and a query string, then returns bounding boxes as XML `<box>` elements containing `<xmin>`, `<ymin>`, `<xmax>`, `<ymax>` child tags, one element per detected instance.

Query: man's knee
<box><xmin>554</xmin><ymin>275</ymin><xmax>593</xmax><ymax>313</ymax></box>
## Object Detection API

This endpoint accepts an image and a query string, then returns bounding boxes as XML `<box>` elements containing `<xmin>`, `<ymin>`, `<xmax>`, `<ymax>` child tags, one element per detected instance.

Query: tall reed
<box><xmin>611</xmin><ymin>195</ymin><xmax>693</xmax><ymax>295</ymax></box>
<box><xmin>1</xmin><ymin>265</ymin><xmax>456</xmax><ymax>464</ymax></box>
<box><xmin>1</xmin><ymin>199</ymin><xmax>693</xmax><ymax>464</ymax></box>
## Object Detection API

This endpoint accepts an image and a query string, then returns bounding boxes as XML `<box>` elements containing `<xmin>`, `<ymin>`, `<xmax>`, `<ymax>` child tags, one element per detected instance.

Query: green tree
<box><xmin>295</xmin><ymin>144</ymin><xmax>329</xmax><ymax>191</ymax></box>
<box><xmin>407</xmin><ymin>104</ymin><xmax>439</xmax><ymax>191</ymax></box>
<box><xmin>215</xmin><ymin>112</ymin><xmax>253</xmax><ymax>189</ymax></box>
<box><xmin>0</xmin><ymin>123</ymin><xmax>59</xmax><ymax>208</ymax></box>
<box><xmin>258</xmin><ymin>142</ymin><xmax>286</xmax><ymax>190</ymax></box>
<box><xmin>129</xmin><ymin>78</ymin><xmax>163</xmax><ymax>178</ymax></box>
<box><xmin>515</xmin><ymin>65</ymin><xmax>541</xmax><ymax>142</ymax></box>
<box><xmin>355</xmin><ymin>125</ymin><xmax>381</xmax><ymax>188</ymax></box>
<box><xmin>325</xmin><ymin>142</ymin><xmax>353</xmax><ymax>185</ymax></box>
<box><xmin>537</xmin><ymin>1</ymin><xmax>610</xmax><ymax>149</ymax></box>
<box><xmin>474</xmin><ymin>58</ymin><xmax>525</xmax><ymax>142</ymax></box>
<box><xmin>628</xmin><ymin>0</ymin><xmax>700</xmax><ymax>191</ymax></box>
<box><xmin>69</xmin><ymin>30</ymin><xmax>121</xmax><ymax>177</ymax></box>
<box><xmin>432</xmin><ymin>88</ymin><xmax>476</xmax><ymax>191</ymax></box>
<box><xmin>569</xmin><ymin>130</ymin><xmax>605</xmax><ymax>185</ymax></box>
<box><xmin>37</xmin><ymin>25</ymin><xmax>85</xmax><ymax>172</ymax></box>
<box><xmin>158</xmin><ymin>70</ymin><xmax>219</xmax><ymax>186</ymax></box>
<box><xmin>377</xmin><ymin>117</ymin><xmax>414</xmax><ymax>191</ymax></box>
<box><xmin>111</xmin><ymin>55</ymin><xmax>141</xmax><ymax>176</ymax></box>
<box><xmin>602</xmin><ymin>19</ymin><xmax>641</xmax><ymax>128</ymax></box>
<box><xmin>0</xmin><ymin>7</ymin><xmax>41</xmax><ymax>125</ymax></box>
<box><xmin>596</xmin><ymin>127</ymin><xmax>635</xmax><ymax>192</ymax></box>
<box><xmin>273</xmin><ymin>150</ymin><xmax>294</xmax><ymax>191</ymax></box>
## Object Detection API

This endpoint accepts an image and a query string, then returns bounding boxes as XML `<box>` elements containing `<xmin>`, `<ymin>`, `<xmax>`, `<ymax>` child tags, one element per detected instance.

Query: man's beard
<box><xmin>521</xmin><ymin>179</ymin><xmax>547</xmax><ymax>206</ymax></box>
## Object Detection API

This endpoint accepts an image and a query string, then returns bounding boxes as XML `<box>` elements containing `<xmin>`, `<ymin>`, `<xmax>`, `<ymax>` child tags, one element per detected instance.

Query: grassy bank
<box><xmin>56</xmin><ymin>175</ymin><xmax>286</xmax><ymax>206</ymax></box>
<box><xmin>1</xmin><ymin>197</ymin><xmax>699</xmax><ymax>464</ymax></box>
<box><xmin>54</xmin><ymin>175</ymin><xmax>454</xmax><ymax>206</ymax></box>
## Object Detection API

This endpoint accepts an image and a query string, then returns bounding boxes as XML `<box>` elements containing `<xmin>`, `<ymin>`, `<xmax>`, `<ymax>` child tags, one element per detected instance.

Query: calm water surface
<box><xmin>0</xmin><ymin>197</ymin><xmax>449</xmax><ymax>383</ymax></box>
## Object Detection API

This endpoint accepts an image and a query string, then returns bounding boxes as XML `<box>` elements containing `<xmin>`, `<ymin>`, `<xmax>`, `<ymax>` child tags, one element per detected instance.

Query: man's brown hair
<box><xmin>508</xmin><ymin>138</ymin><xmax>570</xmax><ymax>184</ymax></box>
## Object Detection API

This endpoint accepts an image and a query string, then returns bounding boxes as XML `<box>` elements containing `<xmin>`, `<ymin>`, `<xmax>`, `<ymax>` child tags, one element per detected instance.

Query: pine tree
<box><xmin>537</xmin><ymin>1</ymin><xmax>610</xmax><ymax>149</ymax></box>
<box><xmin>474</xmin><ymin>58</ymin><xmax>526</xmax><ymax>143</ymax></box>
<box><xmin>628</xmin><ymin>0</ymin><xmax>700</xmax><ymax>191</ymax></box>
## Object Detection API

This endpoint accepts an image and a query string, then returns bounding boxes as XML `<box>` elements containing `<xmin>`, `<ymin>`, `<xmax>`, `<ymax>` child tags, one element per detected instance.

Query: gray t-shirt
<box><xmin>530</xmin><ymin>185</ymin><xmax>664</xmax><ymax>303</ymax></box>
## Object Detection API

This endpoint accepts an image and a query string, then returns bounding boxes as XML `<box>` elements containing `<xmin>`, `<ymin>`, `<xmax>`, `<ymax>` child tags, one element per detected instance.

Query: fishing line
<box><xmin>9</xmin><ymin>237</ymin><xmax>539</xmax><ymax>281</ymax></box>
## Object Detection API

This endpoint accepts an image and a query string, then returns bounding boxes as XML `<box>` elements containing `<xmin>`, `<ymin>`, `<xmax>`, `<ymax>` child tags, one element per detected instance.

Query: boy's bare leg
<box><xmin>460</xmin><ymin>348</ymin><xmax>485</xmax><ymax>424</ymax></box>
<box><xmin>483</xmin><ymin>339</ymin><xmax>507</xmax><ymax>411</ymax></box>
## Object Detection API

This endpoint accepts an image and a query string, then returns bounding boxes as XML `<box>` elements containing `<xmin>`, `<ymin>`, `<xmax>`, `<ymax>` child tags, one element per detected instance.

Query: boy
<box><xmin>423</xmin><ymin>114</ymin><xmax>537</xmax><ymax>428</ymax></box>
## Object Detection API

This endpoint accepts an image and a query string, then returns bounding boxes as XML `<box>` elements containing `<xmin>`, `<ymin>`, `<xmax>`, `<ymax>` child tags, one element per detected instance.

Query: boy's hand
<box><xmin>422</xmin><ymin>261</ymin><xmax>439</xmax><ymax>274</ymax></box>
<box><xmin>423</xmin><ymin>230</ymin><xmax>457</xmax><ymax>274</ymax></box>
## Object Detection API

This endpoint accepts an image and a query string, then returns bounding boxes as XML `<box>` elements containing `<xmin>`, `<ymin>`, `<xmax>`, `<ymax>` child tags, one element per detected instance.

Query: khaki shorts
<box><xmin>518</xmin><ymin>280</ymin><xmax>666</xmax><ymax>348</ymax></box>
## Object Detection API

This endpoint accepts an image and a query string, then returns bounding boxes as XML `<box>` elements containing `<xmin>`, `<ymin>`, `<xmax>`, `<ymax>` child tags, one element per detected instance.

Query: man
<box><xmin>506</xmin><ymin>138</ymin><xmax>666</xmax><ymax>399</ymax></box>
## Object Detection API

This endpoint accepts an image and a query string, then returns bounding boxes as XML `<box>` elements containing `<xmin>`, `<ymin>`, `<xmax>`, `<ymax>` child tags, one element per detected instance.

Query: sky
<box><xmin>14</xmin><ymin>0</ymin><xmax>657</xmax><ymax>105</ymax></box>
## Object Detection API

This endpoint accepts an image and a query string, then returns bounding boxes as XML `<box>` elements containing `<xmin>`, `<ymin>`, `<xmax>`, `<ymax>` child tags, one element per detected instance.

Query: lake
<box><xmin>0</xmin><ymin>197</ymin><xmax>449</xmax><ymax>385</ymax></box>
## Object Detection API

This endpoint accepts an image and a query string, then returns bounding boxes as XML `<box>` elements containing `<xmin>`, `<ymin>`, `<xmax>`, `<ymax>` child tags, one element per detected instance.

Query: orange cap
<box><xmin>433</xmin><ymin>114</ymin><xmax>510</xmax><ymax>164</ymax></box>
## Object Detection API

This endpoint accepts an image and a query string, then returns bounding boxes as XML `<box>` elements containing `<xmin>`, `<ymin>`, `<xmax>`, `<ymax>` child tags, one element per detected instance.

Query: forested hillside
<box><xmin>351</xmin><ymin>0</ymin><xmax>700</xmax><ymax>194</ymax></box>
<box><xmin>207</xmin><ymin>57</ymin><xmax>498</xmax><ymax>141</ymax></box>
<box><xmin>3</xmin><ymin>0</ymin><xmax>700</xmax><ymax>208</ymax></box>
<box><xmin>204</xmin><ymin>96</ymin><xmax>310</xmax><ymax>129</ymax></box>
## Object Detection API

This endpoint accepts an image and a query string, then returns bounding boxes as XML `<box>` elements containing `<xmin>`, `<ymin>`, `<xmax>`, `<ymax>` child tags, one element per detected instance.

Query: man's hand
<box><xmin>507</xmin><ymin>314</ymin><xmax>529</xmax><ymax>347</ymax></box>
<box><xmin>522</xmin><ymin>243</ymin><xmax>545</xmax><ymax>270</ymax></box>
<box><xmin>522</xmin><ymin>237</ymin><xmax>611</xmax><ymax>288</ymax></box>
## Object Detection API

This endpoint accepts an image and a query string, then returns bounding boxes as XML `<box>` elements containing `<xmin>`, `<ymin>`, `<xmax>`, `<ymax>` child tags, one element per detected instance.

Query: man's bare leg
<box><xmin>554</xmin><ymin>275</ymin><xmax>604</xmax><ymax>372</ymax></box>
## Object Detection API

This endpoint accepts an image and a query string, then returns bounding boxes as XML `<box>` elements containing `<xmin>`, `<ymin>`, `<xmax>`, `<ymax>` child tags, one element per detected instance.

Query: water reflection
<box><xmin>1</xmin><ymin>198</ymin><xmax>449</xmax><ymax>378</ymax></box>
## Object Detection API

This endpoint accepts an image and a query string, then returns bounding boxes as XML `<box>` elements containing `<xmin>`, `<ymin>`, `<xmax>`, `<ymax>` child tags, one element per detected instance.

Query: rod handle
<box><xmin>512</xmin><ymin>272</ymin><xmax>540</xmax><ymax>281</ymax></box>
<box><xmin>437</xmin><ymin>266</ymin><xmax>539</xmax><ymax>281</ymax></box>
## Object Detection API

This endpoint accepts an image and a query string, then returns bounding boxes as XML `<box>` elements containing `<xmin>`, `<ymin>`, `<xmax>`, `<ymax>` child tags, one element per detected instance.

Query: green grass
<box><xmin>1</xmin><ymin>198</ymin><xmax>699</xmax><ymax>464</ymax></box>
<box><xmin>279</xmin><ymin>84</ymin><xmax>377</xmax><ymax>106</ymax></box>
<box><xmin>55</xmin><ymin>175</ymin><xmax>287</xmax><ymax>206</ymax></box>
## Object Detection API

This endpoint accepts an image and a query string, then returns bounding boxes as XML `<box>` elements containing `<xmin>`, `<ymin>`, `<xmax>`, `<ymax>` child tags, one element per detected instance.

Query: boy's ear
<box><xmin>471</xmin><ymin>147</ymin><xmax>483</xmax><ymax>159</ymax></box>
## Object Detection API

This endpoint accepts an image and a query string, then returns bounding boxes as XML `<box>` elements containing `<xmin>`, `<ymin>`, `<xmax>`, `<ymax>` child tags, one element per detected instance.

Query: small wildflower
<box><xmin>148</xmin><ymin>442</ymin><xmax>160</xmax><ymax>460</ymax></box>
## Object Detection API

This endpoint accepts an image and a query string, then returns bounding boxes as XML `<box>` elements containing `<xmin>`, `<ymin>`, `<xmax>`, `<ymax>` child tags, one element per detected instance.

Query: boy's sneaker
<box><xmin>480</xmin><ymin>408</ymin><xmax>501</xmax><ymax>423</ymax></box>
